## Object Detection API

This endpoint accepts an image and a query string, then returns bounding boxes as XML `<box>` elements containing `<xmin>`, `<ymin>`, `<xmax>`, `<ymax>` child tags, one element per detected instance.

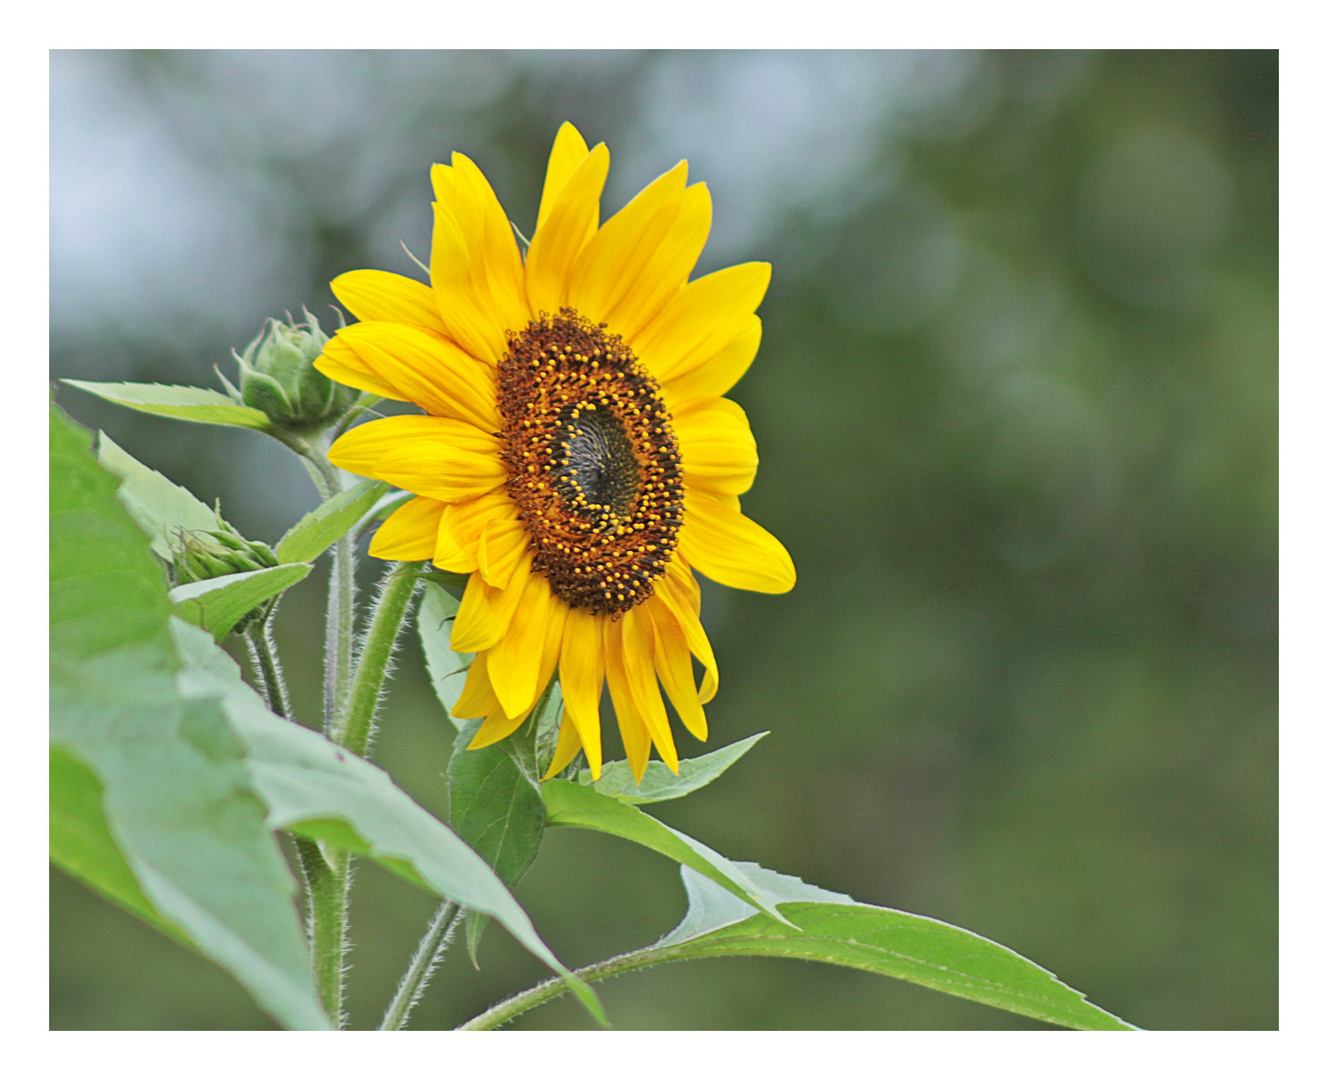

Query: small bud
<box><xmin>169</xmin><ymin>514</ymin><xmax>279</xmax><ymax>634</ymax></box>
<box><xmin>234</xmin><ymin>310</ymin><xmax>356</xmax><ymax>431</ymax></box>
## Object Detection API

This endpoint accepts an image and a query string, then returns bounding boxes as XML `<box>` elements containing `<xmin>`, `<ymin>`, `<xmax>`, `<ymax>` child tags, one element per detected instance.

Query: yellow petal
<box><xmin>430</xmin><ymin>168</ymin><xmax>508</xmax><ymax>367</ymax></box>
<box><xmin>330</xmin><ymin>270</ymin><xmax>447</xmax><ymax>334</ymax></box>
<box><xmin>366</xmin><ymin>496</ymin><xmax>443</xmax><ymax>561</ymax></box>
<box><xmin>622</xmin><ymin>607</ymin><xmax>678</xmax><ymax>772</ymax></box>
<box><xmin>673</xmin><ymin>398</ymin><xmax>758</xmax><ymax>496</ymax></box>
<box><xmin>603</xmin><ymin>616</ymin><xmax>653</xmax><ymax>783</ymax></box>
<box><xmin>477</xmin><ymin>514</ymin><xmax>530</xmax><ymax>590</ymax></box>
<box><xmin>332</xmin><ymin>323</ymin><xmax>500</xmax><ymax>430</ymax></box>
<box><xmin>315</xmin><ymin>337</ymin><xmax>407</xmax><ymax>402</ymax></box>
<box><xmin>567</xmin><ymin>161</ymin><xmax>688</xmax><ymax>325</ymax></box>
<box><xmin>660</xmin><ymin>316</ymin><xmax>762</xmax><ymax>412</ymax></box>
<box><xmin>468</xmin><ymin>708</ymin><xmax>527</xmax><ymax>750</ymax></box>
<box><xmin>486</xmin><ymin>573</ymin><xmax>553</xmax><ymax>719</ymax></box>
<box><xmin>328</xmin><ymin>415</ymin><xmax>498</xmax><ymax>479</ymax></box>
<box><xmin>452</xmin><ymin>153</ymin><xmax>530</xmax><ymax>333</ymax></box>
<box><xmin>632</xmin><ymin>262</ymin><xmax>771</xmax><ymax>384</ymax></box>
<box><xmin>655</xmin><ymin>562</ymin><xmax>718</xmax><ymax>704</ymax></box>
<box><xmin>537</xmin><ymin>122</ymin><xmax>591</xmax><ymax>232</ymax></box>
<box><xmin>525</xmin><ymin>144</ymin><xmax>610</xmax><ymax>318</ymax></box>
<box><xmin>451</xmin><ymin>550</ymin><xmax>532</xmax><ymax>653</ymax></box>
<box><xmin>453</xmin><ymin>651</ymin><xmax>497</xmax><ymax>720</ymax></box>
<box><xmin>604</xmin><ymin>182</ymin><xmax>712</xmax><ymax>341</ymax></box>
<box><xmin>542</xmin><ymin>716</ymin><xmax>584</xmax><ymax>780</ymax></box>
<box><xmin>646</xmin><ymin>597</ymin><xmax>708</xmax><ymax>741</ymax></box>
<box><xmin>374</xmin><ymin>440</ymin><xmax>505</xmax><ymax>504</ymax></box>
<box><xmin>559</xmin><ymin>606</ymin><xmax>605</xmax><ymax>778</ymax></box>
<box><xmin>437</xmin><ymin>490</ymin><xmax>516</xmax><ymax>575</ymax></box>
<box><xmin>679</xmin><ymin>488</ymin><xmax>796</xmax><ymax>595</ymax></box>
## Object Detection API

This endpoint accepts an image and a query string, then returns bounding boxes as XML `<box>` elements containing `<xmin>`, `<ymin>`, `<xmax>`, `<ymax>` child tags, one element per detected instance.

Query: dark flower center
<box><xmin>497</xmin><ymin>310</ymin><xmax>683</xmax><ymax>615</ymax></box>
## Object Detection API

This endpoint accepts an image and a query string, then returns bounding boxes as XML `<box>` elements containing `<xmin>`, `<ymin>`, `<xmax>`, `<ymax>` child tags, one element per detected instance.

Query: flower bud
<box><xmin>231</xmin><ymin>310</ymin><xmax>359</xmax><ymax>431</ymax></box>
<box><xmin>169</xmin><ymin>515</ymin><xmax>279</xmax><ymax>633</ymax></box>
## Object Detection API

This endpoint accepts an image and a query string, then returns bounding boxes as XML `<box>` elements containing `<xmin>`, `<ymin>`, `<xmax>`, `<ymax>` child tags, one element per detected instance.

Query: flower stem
<box><xmin>296</xmin><ymin>835</ymin><xmax>351</xmax><ymax>1027</ymax></box>
<box><xmin>245</xmin><ymin>611</ymin><xmax>292</xmax><ymax>720</ymax></box>
<box><xmin>457</xmin><ymin>943</ymin><xmax>694</xmax><ymax>1030</ymax></box>
<box><xmin>335</xmin><ymin>562</ymin><xmax>421</xmax><ymax>759</ymax></box>
<box><xmin>379</xmin><ymin>902</ymin><xmax>462</xmax><ymax>1031</ymax></box>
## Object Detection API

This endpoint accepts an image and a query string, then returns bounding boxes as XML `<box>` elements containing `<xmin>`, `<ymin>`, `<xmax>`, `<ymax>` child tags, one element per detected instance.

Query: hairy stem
<box><xmin>335</xmin><ymin>563</ymin><xmax>421</xmax><ymax>759</ymax></box>
<box><xmin>296</xmin><ymin>835</ymin><xmax>352</xmax><ymax>1028</ymax></box>
<box><xmin>245</xmin><ymin>612</ymin><xmax>292</xmax><ymax>720</ymax></box>
<box><xmin>379</xmin><ymin>902</ymin><xmax>462</xmax><ymax>1031</ymax></box>
<box><xmin>457</xmin><ymin>944</ymin><xmax>694</xmax><ymax>1030</ymax></box>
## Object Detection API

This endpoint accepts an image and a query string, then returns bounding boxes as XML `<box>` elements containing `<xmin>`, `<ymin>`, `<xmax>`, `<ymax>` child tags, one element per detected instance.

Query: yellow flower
<box><xmin>318</xmin><ymin>122</ymin><xmax>795</xmax><ymax>782</ymax></box>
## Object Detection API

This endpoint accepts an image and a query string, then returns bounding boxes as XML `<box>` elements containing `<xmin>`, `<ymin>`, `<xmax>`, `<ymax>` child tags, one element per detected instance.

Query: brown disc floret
<box><xmin>497</xmin><ymin>309</ymin><xmax>684</xmax><ymax>616</ymax></box>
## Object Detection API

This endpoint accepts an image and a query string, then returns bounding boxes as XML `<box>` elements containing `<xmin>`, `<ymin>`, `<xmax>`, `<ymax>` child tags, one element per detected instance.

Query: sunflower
<box><xmin>318</xmin><ymin>122</ymin><xmax>795</xmax><ymax>782</ymax></box>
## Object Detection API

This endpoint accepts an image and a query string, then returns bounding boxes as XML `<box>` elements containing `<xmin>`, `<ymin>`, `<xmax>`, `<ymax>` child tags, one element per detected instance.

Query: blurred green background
<box><xmin>49</xmin><ymin>50</ymin><xmax>1277</xmax><ymax>1030</ymax></box>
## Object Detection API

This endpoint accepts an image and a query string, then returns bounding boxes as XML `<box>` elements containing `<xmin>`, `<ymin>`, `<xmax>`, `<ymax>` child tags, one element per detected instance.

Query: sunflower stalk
<box><xmin>336</xmin><ymin>562</ymin><xmax>423</xmax><ymax>758</ymax></box>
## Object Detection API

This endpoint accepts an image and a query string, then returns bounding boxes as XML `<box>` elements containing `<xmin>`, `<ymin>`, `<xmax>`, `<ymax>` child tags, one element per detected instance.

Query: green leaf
<box><xmin>49</xmin><ymin>403</ymin><xmax>328</xmax><ymax>1031</ymax></box>
<box><xmin>276</xmin><ymin>478</ymin><xmax>391</xmax><ymax>564</ymax></box>
<box><xmin>653</xmin><ymin>863</ymin><xmax>1137</xmax><ymax>1031</ymax></box>
<box><xmin>64</xmin><ymin>380</ymin><xmax>272</xmax><ymax>430</ymax></box>
<box><xmin>169</xmin><ymin>563</ymin><xmax>313</xmax><ymax>640</ymax></box>
<box><xmin>418</xmin><ymin>580</ymin><xmax>473</xmax><ymax>730</ymax></box>
<box><xmin>49</xmin><ymin>746</ymin><xmax>188</xmax><ymax>947</ymax></box>
<box><xmin>449</xmin><ymin>716</ymin><xmax>547</xmax><ymax>965</ymax></box>
<box><xmin>542</xmin><ymin>780</ymin><xmax>792</xmax><ymax>926</ymax></box>
<box><xmin>578</xmin><ymin>732</ymin><xmax>768</xmax><ymax>804</ymax></box>
<box><xmin>97</xmin><ymin>432</ymin><xmax>220</xmax><ymax>561</ymax></box>
<box><xmin>167</xmin><ymin>620</ymin><xmax>603</xmax><ymax>1025</ymax></box>
<box><xmin>449</xmin><ymin>720</ymin><xmax>546</xmax><ymax>889</ymax></box>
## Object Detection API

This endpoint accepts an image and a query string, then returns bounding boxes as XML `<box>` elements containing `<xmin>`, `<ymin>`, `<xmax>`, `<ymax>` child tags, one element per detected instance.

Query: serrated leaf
<box><xmin>169</xmin><ymin>563</ymin><xmax>312</xmax><ymax>640</ymax></box>
<box><xmin>49</xmin><ymin>403</ymin><xmax>327</xmax><ymax>1031</ymax></box>
<box><xmin>577</xmin><ymin>732</ymin><xmax>768</xmax><ymax>804</ymax></box>
<box><xmin>418</xmin><ymin>580</ymin><xmax>473</xmax><ymax>730</ymax></box>
<box><xmin>276</xmin><ymin>478</ymin><xmax>391</xmax><ymax>564</ymax></box>
<box><xmin>64</xmin><ymin>380</ymin><xmax>272</xmax><ymax>430</ymax></box>
<box><xmin>542</xmin><ymin>780</ymin><xmax>792</xmax><ymax>926</ymax></box>
<box><xmin>654</xmin><ymin>863</ymin><xmax>1136</xmax><ymax>1031</ymax></box>
<box><xmin>168</xmin><ymin>620</ymin><xmax>603</xmax><ymax>1025</ymax></box>
<box><xmin>449</xmin><ymin>719</ymin><xmax>546</xmax><ymax>888</ymax></box>
<box><xmin>97</xmin><ymin>432</ymin><xmax>220</xmax><ymax>561</ymax></box>
<box><xmin>449</xmin><ymin>716</ymin><xmax>548</xmax><ymax>965</ymax></box>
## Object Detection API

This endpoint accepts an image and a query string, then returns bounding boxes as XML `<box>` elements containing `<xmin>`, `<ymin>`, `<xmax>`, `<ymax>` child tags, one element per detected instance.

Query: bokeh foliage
<box><xmin>50</xmin><ymin>50</ymin><xmax>1276</xmax><ymax>1030</ymax></box>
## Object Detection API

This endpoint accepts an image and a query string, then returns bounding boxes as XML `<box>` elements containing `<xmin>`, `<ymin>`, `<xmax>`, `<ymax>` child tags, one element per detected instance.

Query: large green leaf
<box><xmin>169</xmin><ymin>563</ymin><xmax>312</xmax><ymax>640</ymax></box>
<box><xmin>542</xmin><ymin>780</ymin><xmax>791</xmax><ymax>926</ymax></box>
<box><xmin>49</xmin><ymin>403</ymin><xmax>327</xmax><ymax>1031</ymax></box>
<box><xmin>651</xmin><ymin>863</ymin><xmax>1137</xmax><ymax>1030</ymax></box>
<box><xmin>49</xmin><ymin>746</ymin><xmax>187</xmax><ymax>946</ymax></box>
<box><xmin>64</xmin><ymin>380</ymin><xmax>272</xmax><ymax>430</ymax></box>
<box><xmin>418</xmin><ymin>580</ymin><xmax>473</xmax><ymax>728</ymax></box>
<box><xmin>97</xmin><ymin>432</ymin><xmax>220</xmax><ymax>561</ymax></box>
<box><xmin>276</xmin><ymin>478</ymin><xmax>391</xmax><ymax>564</ymax></box>
<box><xmin>168</xmin><ymin>619</ymin><xmax>603</xmax><ymax>1025</ymax></box>
<box><xmin>464</xmin><ymin>860</ymin><xmax>1137</xmax><ymax>1031</ymax></box>
<box><xmin>577</xmin><ymin>732</ymin><xmax>768</xmax><ymax>804</ymax></box>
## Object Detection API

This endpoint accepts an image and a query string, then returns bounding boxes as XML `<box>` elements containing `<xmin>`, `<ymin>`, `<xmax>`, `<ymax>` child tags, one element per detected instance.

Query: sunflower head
<box><xmin>319</xmin><ymin>122</ymin><xmax>795</xmax><ymax>782</ymax></box>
